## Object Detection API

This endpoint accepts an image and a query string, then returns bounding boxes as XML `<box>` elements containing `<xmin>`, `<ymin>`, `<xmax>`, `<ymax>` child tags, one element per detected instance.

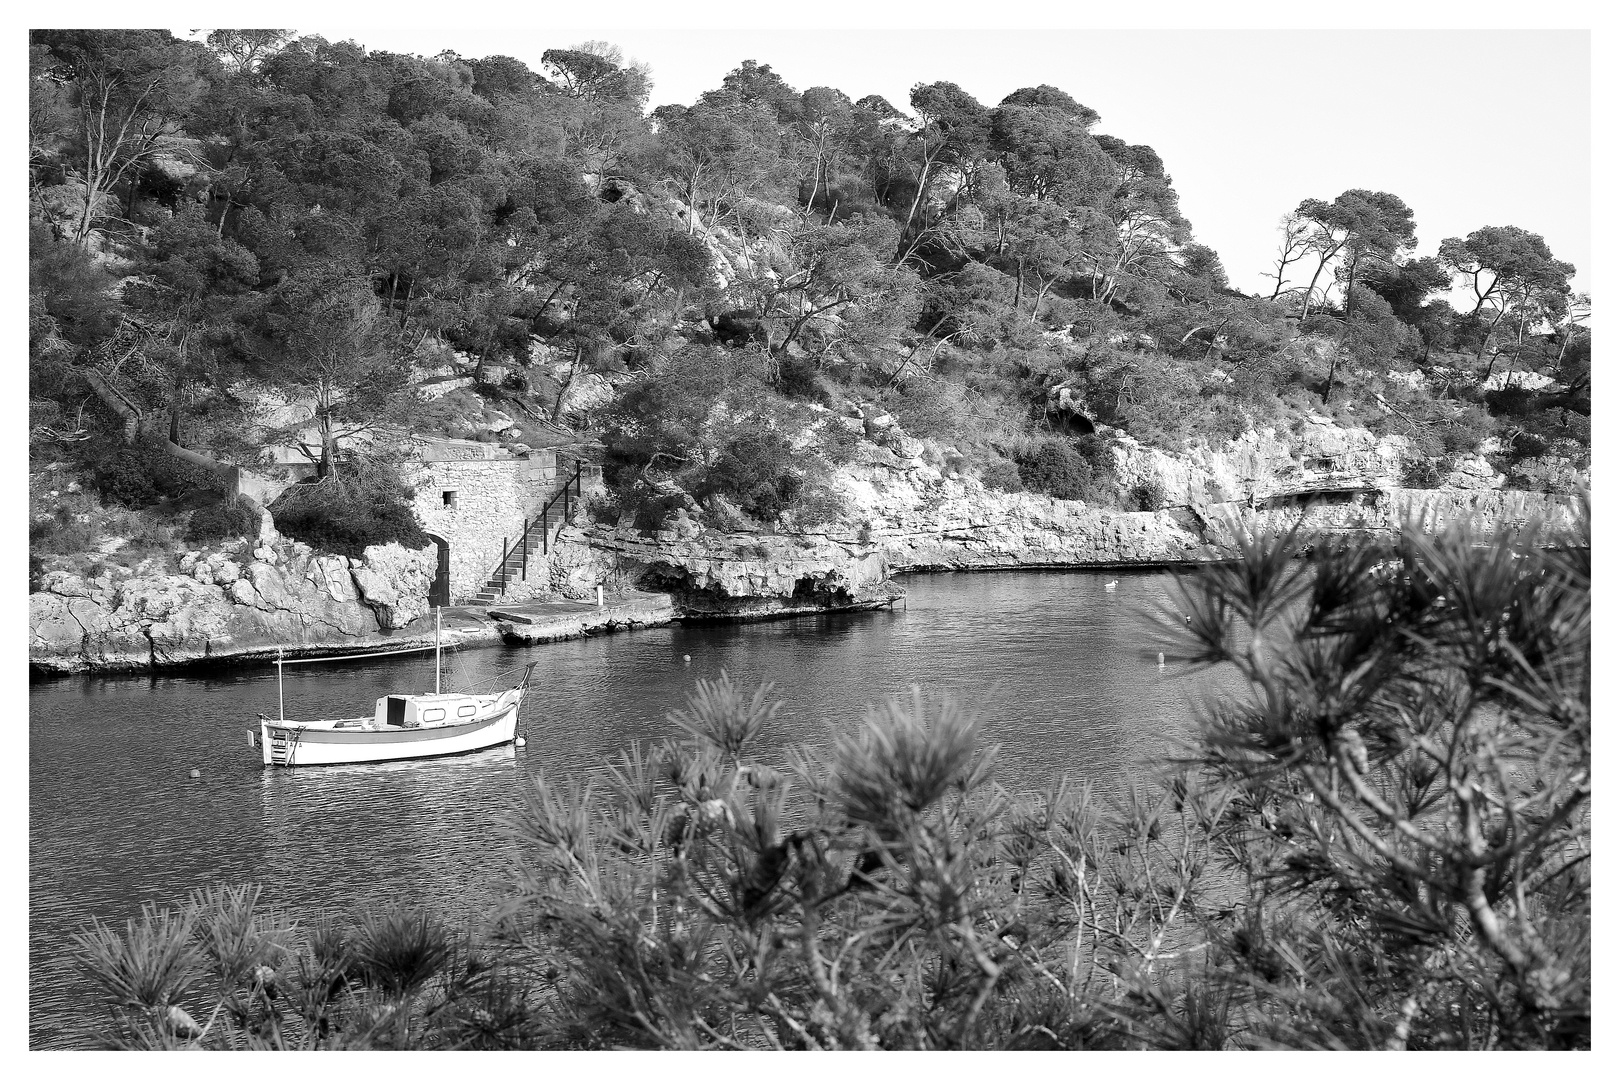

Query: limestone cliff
<box><xmin>835</xmin><ymin>445</ymin><xmax>1580</xmax><ymax>573</ymax></box>
<box><xmin>554</xmin><ymin>521</ymin><xmax>902</xmax><ymax>619</ymax></box>
<box><xmin>550</xmin><ymin>433</ymin><xmax>1580</xmax><ymax>612</ymax></box>
<box><xmin>30</xmin><ymin>532</ymin><xmax>437</xmax><ymax>674</ymax></box>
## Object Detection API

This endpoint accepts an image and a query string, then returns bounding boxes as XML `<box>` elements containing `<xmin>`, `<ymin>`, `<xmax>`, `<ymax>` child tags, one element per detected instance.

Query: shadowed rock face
<box><xmin>577</xmin><ymin>527</ymin><xmax>900</xmax><ymax>618</ymax></box>
<box><xmin>29</xmin><ymin>536</ymin><xmax>436</xmax><ymax>674</ymax></box>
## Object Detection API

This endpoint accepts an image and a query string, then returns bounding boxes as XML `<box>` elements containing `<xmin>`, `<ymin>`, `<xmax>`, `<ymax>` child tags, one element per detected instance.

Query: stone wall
<box><xmin>407</xmin><ymin>451</ymin><xmax>557</xmax><ymax>601</ymax></box>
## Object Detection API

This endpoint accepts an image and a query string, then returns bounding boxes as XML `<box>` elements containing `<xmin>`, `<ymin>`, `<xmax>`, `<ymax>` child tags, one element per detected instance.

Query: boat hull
<box><xmin>260</xmin><ymin>702</ymin><xmax>520</xmax><ymax>766</ymax></box>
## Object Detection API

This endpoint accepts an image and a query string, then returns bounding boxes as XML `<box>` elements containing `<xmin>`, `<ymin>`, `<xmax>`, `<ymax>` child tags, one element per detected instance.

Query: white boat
<box><xmin>252</xmin><ymin>610</ymin><xmax>536</xmax><ymax>767</ymax></box>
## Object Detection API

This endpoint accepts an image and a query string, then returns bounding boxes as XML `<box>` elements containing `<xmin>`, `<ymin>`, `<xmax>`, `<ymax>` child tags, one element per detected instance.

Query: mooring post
<box><xmin>521</xmin><ymin>517</ymin><xmax>528</xmax><ymax>581</ymax></box>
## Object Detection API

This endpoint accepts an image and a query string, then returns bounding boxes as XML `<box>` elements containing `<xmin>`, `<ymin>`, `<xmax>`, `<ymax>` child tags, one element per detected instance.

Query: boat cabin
<box><xmin>373</xmin><ymin>693</ymin><xmax>489</xmax><ymax>729</ymax></box>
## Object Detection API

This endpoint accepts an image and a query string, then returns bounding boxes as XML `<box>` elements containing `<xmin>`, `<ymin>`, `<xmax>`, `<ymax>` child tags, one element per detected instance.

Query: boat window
<box><xmin>458</xmin><ymin>705</ymin><xmax>476</xmax><ymax>717</ymax></box>
<box><xmin>423</xmin><ymin>708</ymin><xmax>446</xmax><ymax>722</ymax></box>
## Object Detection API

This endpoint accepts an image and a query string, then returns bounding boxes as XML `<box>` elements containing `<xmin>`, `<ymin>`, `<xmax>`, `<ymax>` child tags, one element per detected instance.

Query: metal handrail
<box><xmin>484</xmin><ymin>460</ymin><xmax>586</xmax><ymax>596</ymax></box>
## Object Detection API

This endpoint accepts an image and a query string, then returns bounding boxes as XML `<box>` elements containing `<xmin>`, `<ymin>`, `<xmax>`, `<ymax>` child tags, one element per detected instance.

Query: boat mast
<box><xmin>277</xmin><ymin>647</ymin><xmax>284</xmax><ymax>723</ymax></box>
<box><xmin>435</xmin><ymin>607</ymin><xmax>441</xmax><ymax>695</ymax></box>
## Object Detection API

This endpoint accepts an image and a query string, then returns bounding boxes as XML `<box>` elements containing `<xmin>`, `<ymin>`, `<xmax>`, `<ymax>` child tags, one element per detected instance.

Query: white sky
<box><xmin>180</xmin><ymin>21</ymin><xmax>1591</xmax><ymax>303</ymax></box>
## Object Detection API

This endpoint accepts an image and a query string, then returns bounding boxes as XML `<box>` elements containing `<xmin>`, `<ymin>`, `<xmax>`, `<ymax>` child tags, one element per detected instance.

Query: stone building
<box><xmin>254</xmin><ymin>415</ymin><xmax>599</xmax><ymax>606</ymax></box>
<box><xmin>403</xmin><ymin>437</ymin><xmax>582</xmax><ymax>604</ymax></box>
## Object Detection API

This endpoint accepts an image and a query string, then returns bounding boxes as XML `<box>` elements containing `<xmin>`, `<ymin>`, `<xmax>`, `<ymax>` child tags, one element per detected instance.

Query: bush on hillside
<box><xmin>269</xmin><ymin>461</ymin><xmax>428</xmax><ymax>557</ymax></box>
<box><xmin>1013</xmin><ymin>434</ymin><xmax>1117</xmax><ymax>503</ymax></box>
<box><xmin>1440</xmin><ymin>403</ymin><xmax>1495</xmax><ymax>455</ymax></box>
<box><xmin>73</xmin><ymin>435</ymin><xmax>217</xmax><ymax>510</ymax></box>
<box><xmin>977</xmin><ymin>455</ymin><xmax>1023</xmax><ymax>493</ymax></box>
<box><xmin>185</xmin><ymin>495</ymin><xmax>262</xmax><ymax>545</ymax></box>
<box><xmin>603</xmin><ymin>350</ymin><xmax>846</xmax><ymax>529</ymax></box>
<box><xmin>1400</xmin><ymin>455</ymin><xmax>1447</xmax><ymax>489</ymax></box>
<box><xmin>1127</xmin><ymin>476</ymin><xmax>1166</xmax><ymax>511</ymax></box>
<box><xmin>694</xmin><ymin>429</ymin><xmax>847</xmax><ymax>525</ymax></box>
<box><xmin>773</xmin><ymin>353</ymin><xmax>827</xmax><ymax>403</ymax></box>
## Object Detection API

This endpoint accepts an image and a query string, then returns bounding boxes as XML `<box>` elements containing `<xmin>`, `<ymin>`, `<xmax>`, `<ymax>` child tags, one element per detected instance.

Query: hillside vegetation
<box><xmin>29</xmin><ymin>30</ymin><xmax>1591</xmax><ymax>580</ymax></box>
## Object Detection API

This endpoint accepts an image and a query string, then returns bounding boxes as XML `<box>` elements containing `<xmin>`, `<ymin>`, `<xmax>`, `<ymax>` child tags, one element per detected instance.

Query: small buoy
<box><xmin>682</xmin><ymin>654</ymin><xmax>691</xmax><ymax>664</ymax></box>
<box><xmin>515</xmin><ymin>736</ymin><xmax>527</xmax><ymax>748</ymax></box>
<box><xmin>1158</xmin><ymin>652</ymin><xmax>1165</xmax><ymax>668</ymax></box>
<box><xmin>189</xmin><ymin>768</ymin><xmax>201</xmax><ymax>779</ymax></box>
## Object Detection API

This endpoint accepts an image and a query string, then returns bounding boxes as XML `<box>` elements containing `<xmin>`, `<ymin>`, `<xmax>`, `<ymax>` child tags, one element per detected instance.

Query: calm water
<box><xmin>29</xmin><ymin>569</ymin><xmax>1226</xmax><ymax>1049</ymax></box>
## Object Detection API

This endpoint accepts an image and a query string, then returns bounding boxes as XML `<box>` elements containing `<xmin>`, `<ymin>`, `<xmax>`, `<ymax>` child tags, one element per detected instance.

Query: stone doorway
<box><xmin>427</xmin><ymin>534</ymin><xmax>450</xmax><ymax>608</ymax></box>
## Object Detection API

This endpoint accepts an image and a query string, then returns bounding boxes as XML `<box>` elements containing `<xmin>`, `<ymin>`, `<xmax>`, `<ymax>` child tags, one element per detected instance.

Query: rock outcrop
<box><xmin>839</xmin><ymin>452</ymin><xmax>1579</xmax><ymax>573</ymax></box>
<box><xmin>548</xmin><ymin>444</ymin><xmax>1580</xmax><ymax>612</ymax></box>
<box><xmin>493</xmin><ymin>592</ymin><xmax>676</xmax><ymax>644</ymax></box>
<box><xmin>554</xmin><ymin>522</ymin><xmax>901</xmax><ymax>619</ymax></box>
<box><xmin>30</xmin><ymin>536</ymin><xmax>437</xmax><ymax>674</ymax></box>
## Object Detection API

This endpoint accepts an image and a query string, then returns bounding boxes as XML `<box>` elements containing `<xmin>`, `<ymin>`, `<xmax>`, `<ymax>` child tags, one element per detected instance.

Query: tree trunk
<box><xmin>550</xmin><ymin>345</ymin><xmax>582</xmax><ymax>424</ymax></box>
<box><xmin>123</xmin><ymin>163</ymin><xmax>141</xmax><ymax>221</ymax></box>
<box><xmin>1341</xmin><ymin>254</ymin><xmax>1359</xmax><ymax>325</ymax></box>
<box><xmin>1300</xmin><ymin>252</ymin><xmax>1333</xmax><ymax>321</ymax></box>
<box><xmin>316</xmin><ymin>407</ymin><xmax>336</xmax><ymax>479</ymax></box>
<box><xmin>901</xmin><ymin>150</ymin><xmax>937</xmax><ymax>240</ymax></box>
<box><xmin>1030</xmin><ymin>280</ymin><xmax>1054</xmax><ymax>326</ymax></box>
<box><xmin>82</xmin><ymin>369</ymin><xmax>141</xmax><ymax>443</ymax></box>
<box><xmin>1475</xmin><ymin>309</ymin><xmax>1507</xmax><ymax>368</ymax></box>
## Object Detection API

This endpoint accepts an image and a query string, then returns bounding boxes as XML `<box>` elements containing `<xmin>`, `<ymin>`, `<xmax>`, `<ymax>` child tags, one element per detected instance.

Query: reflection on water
<box><xmin>29</xmin><ymin>568</ymin><xmax>1228</xmax><ymax>1048</ymax></box>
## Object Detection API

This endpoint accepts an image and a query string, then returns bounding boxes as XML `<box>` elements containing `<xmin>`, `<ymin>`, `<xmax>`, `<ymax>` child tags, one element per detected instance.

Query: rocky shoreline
<box><xmin>30</xmin><ymin>426</ymin><xmax>1583</xmax><ymax>677</ymax></box>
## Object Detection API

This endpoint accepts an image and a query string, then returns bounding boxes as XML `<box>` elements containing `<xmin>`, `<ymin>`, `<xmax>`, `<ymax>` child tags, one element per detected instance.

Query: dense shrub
<box><xmin>269</xmin><ymin>463</ymin><xmax>429</xmax><ymax>557</ymax></box>
<box><xmin>73</xmin><ymin>436</ymin><xmax>215</xmax><ymax>509</ymax></box>
<box><xmin>1127</xmin><ymin>476</ymin><xmax>1167</xmax><ymax>511</ymax></box>
<box><xmin>1439</xmin><ymin>404</ymin><xmax>1495</xmax><ymax>455</ymax></box>
<box><xmin>1483</xmin><ymin>384</ymin><xmax>1537</xmax><ymax>419</ymax></box>
<box><xmin>977</xmin><ymin>455</ymin><xmax>1023</xmax><ymax>493</ymax></box>
<box><xmin>1400</xmin><ymin>455</ymin><xmax>1447</xmax><ymax>489</ymax></box>
<box><xmin>695</xmin><ymin>430</ymin><xmax>808</xmax><ymax>523</ymax></box>
<box><xmin>788</xmin><ymin>484</ymin><xmax>847</xmax><ymax>529</ymax></box>
<box><xmin>1013</xmin><ymin>435</ymin><xmax>1117</xmax><ymax>503</ymax></box>
<box><xmin>628</xmin><ymin>487</ymin><xmax>688</xmax><ymax>534</ymax></box>
<box><xmin>1014</xmin><ymin>440</ymin><xmax>1092</xmax><ymax>499</ymax></box>
<box><xmin>185</xmin><ymin>495</ymin><xmax>262</xmax><ymax>544</ymax></box>
<box><xmin>811</xmin><ymin>417</ymin><xmax>860</xmax><ymax>465</ymax></box>
<box><xmin>773</xmin><ymin>354</ymin><xmax>827</xmax><ymax>402</ymax></box>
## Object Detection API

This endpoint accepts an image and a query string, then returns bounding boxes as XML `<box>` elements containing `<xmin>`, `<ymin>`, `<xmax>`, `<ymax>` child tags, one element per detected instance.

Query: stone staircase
<box><xmin>468</xmin><ymin>462</ymin><xmax>587</xmax><ymax>605</ymax></box>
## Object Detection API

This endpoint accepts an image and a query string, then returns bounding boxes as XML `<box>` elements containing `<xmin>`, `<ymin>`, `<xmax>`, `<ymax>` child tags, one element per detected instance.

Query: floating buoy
<box><xmin>189</xmin><ymin>768</ymin><xmax>201</xmax><ymax>779</ymax></box>
<box><xmin>515</xmin><ymin>736</ymin><xmax>527</xmax><ymax>748</ymax></box>
<box><xmin>1158</xmin><ymin>652</ymin><xmax>1165</xmax><ymax>669</ymax></box>
<box><xmin>683</xmin><ymin>654</ymin><xmax>691</xmax><ymax>664</ymax></box>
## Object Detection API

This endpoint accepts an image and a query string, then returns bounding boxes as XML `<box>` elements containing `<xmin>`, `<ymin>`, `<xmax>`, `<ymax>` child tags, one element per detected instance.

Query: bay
<box><xmin>28</xmin><ymin>568</ymin><xmax>1229</xmax><ymax>1048</ymax></box>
